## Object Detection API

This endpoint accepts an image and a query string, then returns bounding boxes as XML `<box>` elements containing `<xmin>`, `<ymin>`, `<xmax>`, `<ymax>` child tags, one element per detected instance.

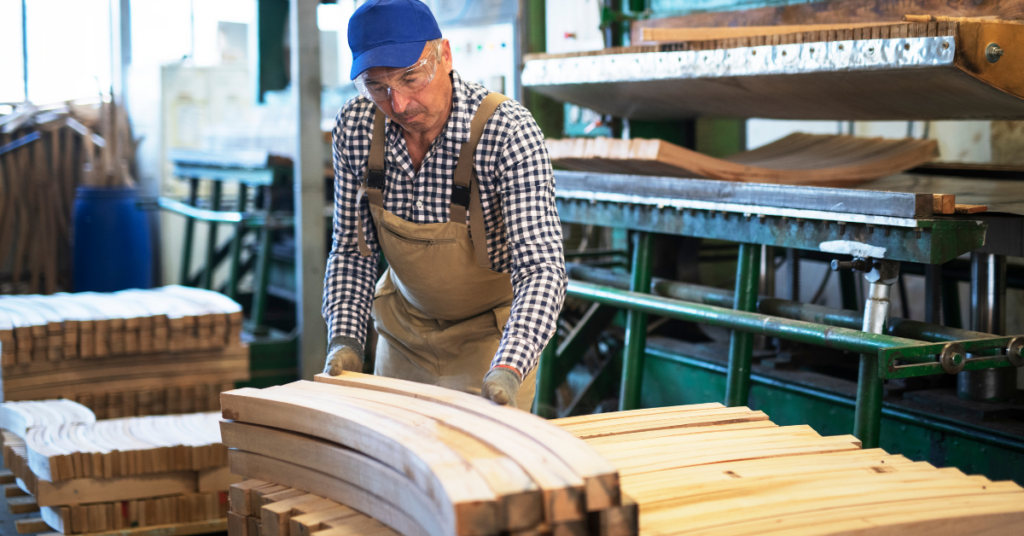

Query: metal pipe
<box><xmin>725</xmin><ymin>243</ymin><xmax>761</xmax><ymax>407</ymax></box>
<box><xmin>566</xmin><ymin>263</ymin><xmax>998</xmax><ymax>344</ymax></box>
<box><xmin>619</xmin><ymin>232</ymin><xmax>654</xmax><ymax>411</ymax></box>
<box><xmin>855</xmin><ymin>281</ymin><xmax>891</xmax><ymax>449</ymax></box>
<box><xmin>567</xmin><ymin>280</ymin><xmax>921</xmax><ymax>355</ymax></box>
<box><xmin>961</xmin><ymin>253</ymin><xmax>1013</xmax><ymax>401</ymax></box>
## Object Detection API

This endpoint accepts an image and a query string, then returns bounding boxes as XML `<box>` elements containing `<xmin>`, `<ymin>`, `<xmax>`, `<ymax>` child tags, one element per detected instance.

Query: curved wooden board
<box><xmin>547</xmin><ymin>134</ymin><xmax>939</xmax><ymax>186</ymax></box>
<box><xmin>220</xmin><ymin>387</ymin><xmax>499</xmax><ymax>536</ymax></box>
<box><xmin>230</xmin><ymin>450</ymin><xmax>433</xmax><ymax>536</ymax></box>
<box><xmin>313</xmin><ymin>372</ymin><xmax>620</xmax><ymax>512</ymax></box>
<box><xmin>220</xmin><ymin>420</ymin><xmax>450</xmax><ymax>536</ymax></box>
<box><xmin>292</xmin><ymin>380</ymin><xmax>585</xmax><ymax>524</ymax></box>
<box><xmin>276</xmin><ymin>382</ymin><xmax>541</xmax><ymax>531</ymax></box>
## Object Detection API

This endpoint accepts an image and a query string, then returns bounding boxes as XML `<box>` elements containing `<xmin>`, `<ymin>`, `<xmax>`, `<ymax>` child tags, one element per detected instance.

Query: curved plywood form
<box><xmin>546</xmin><ymin>134</ymin><xmax>939</xmax><ymax>186</ymax></box>
<box><xmin>312</xmin><ymin>372</ymin><xmax>620</xmax><ymax>512</ymax></box>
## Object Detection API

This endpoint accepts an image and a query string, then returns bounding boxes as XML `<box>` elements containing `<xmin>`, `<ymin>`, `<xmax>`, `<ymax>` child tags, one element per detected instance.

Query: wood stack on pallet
<box><xmin>554</xmin><ymin>404</ymin><xmax>1024</xmax><ymax>535</ymax></box>
<box><xmin>224</xmin><ymin>372</ymin><xmax>1024</xmax><ymax>536</ymax></box>
<box><xmin>0</xmin><ymin>285</ymin><xmax>249</xmax><ymax>418</ymax></box>
<box><xmin>228</xmin><ymin>479</ymin><xmax>399</xmax><ymax>536</ymax></box>
<box><xmin>546</xmin><ymin>133</ymin><xmax>939</xmax><ymax>186</ymax></box>
<box><xmin>220</xmin><ymin>372</ymin><xmax>631</xmax><ymax>536</ymax></box>
<box><xmin>0</xmin><ymin>399</ymin><xmax>238</xmax><ymax>535</ymax></box>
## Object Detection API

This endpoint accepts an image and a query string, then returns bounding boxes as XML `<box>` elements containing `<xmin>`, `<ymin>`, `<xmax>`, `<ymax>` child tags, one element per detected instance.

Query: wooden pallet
<box><xmin>553</xmin><ymin>405</ymin><xmax>1024</xmax><ymax>535</ymax></box>
<box><xmin>220</xmin><ymin>373</ymin><xmax>628</xmax><ymax>536</ymax></box>
<box><xmin>546</xmin><ymin>133</ymin><xmax>939</xmax><ymax>187</ymax></box>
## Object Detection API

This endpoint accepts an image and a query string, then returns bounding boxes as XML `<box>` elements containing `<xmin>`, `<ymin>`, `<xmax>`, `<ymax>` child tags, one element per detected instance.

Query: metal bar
<box><xmin>839</xmin><ymin>269</ymin><xmax>859</xmax><ymax>311</ymax></box>
<box><xmin>760</xmin><ymin>245</ymin><xmax>776</xmax><ymax>297</ymax></box>
<box><xmin>554</xmin><ymin>171</ymin><xmax>932</xmax><ymax>219</ymax></box>
<box><xmin>0</xmin><ymin>131</ymin><xmax>40</xmax><ymax>156</ymax></box>
<box><xmin>203</xmin><ymin>181</ymin><xmax>223</xmax><ymax>290</ymax></box>
<box><xmin>962</xmin><ymin>252</ymin><xmax>1013</xmax><ymax>401</ymax></box>
<box><xmin>787</xmin><ymin>248</ymin><xmax>800</xmax><ymax>302</ymax></box>
<box><xmin>855</xmin><ymin>279</ymin><xmax>893</xmax><ymax>449</ymax></box>
<box><xmin>227</xmin><ymin>184</ymin><xmax>247</xmax><ymax>300</ymax></box>
<box><xmin>292</xmin><ymin>0</ymin><xmax>326</xmax><ymax>380</ymax></box>
<box><xmin>566</xmin><ymin>263</ymin><xmax>999</xmax><ymax>344</ymax></box>
<box><xmin>619</xmin><ymin>232</ymin><xmax>654</xmax><ymax>411</ymax></box>
<box><xmin>534</xmin><ymin>338</ymin><xmax>558</xmax><ymax>418</ymax></box>
<box><xmin>925</xmin><ymin>264</ymin><xmax>942</xmax><ymax>324</ymax></box>
<box><xmin>568</xmin><ymin>280</ymin><xmax>920</xmax><ymax>355</ymax></box>
<box><xmin>725</xmin><ymin>243</ymin><xmax>761</xmax><ymax>407</ymax></box>
<box><xmin>180</xmin><ymin>178</ymin><xmax>199</xmax><ymax>285</ymax></box>
<box><xmin>250</xmin><ymin>226</ymin><xmax>272</xmax><ymax>336</ymax></box>
<box><xmin>942</xmin><ymin>276</ymin><xmax>963</xmax><ymax>329</ymax></box>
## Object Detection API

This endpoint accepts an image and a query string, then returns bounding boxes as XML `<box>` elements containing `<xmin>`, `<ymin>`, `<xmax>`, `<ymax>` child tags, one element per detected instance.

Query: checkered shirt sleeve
<box><xmin>322</xmin><ymin>71</ymin><xmax>566</xmax><ymax>379</ymax></box>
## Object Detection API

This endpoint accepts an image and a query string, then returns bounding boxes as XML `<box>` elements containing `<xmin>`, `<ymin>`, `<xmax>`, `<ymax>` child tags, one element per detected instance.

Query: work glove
<box><xmin>481</xmin><ymin>367</ymin><xmax>522</xmax><ymax>408</ymax></box>
<box><xmin>323</xmin><ymin>336</ymin><xmax>364</xmax><ymax>376</ymax></box>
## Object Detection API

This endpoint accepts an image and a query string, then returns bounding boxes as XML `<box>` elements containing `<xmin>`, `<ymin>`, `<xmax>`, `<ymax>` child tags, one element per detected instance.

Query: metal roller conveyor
<box><xmin>523</xmin><ymin>21</ymin><xmax>1024</xmax><ymax>120</ymax></box>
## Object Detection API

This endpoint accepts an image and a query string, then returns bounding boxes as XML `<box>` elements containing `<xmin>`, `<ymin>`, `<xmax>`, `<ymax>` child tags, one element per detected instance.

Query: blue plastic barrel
<box><xmin>73</xmin><ymin>187</ymin><xmax>153</xmax><ymax>292</ymax></box>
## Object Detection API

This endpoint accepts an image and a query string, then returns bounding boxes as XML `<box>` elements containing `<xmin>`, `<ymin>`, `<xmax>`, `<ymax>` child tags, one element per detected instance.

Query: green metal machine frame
<box><xmin>538</xmin><ymin>171</ymin><xmax>1024</xmax><ymax>450</ymax></box>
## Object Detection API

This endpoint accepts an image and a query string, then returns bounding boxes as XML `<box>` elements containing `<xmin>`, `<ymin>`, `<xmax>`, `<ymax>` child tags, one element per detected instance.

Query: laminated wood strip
<box><xmin>292</xmin><ymin>505</ymin><xmax>361</xmax><ymax>536</ymax></box>
<box><xmin>230</xmin><ymin>450</ymin><xmax>435</xmax><ymax>536</ymax></box>
<box><xmin>40</xmin><ymin>497</ymin><xmax>228</xmax><ymax>535</ymax></box>
<box><xmin>8</xmin><ymin>494</ymin><xmax>40</xmax><ymax>513</ymax></box>
<box><xmin>16</xmin><ymin>517</ymin><xmax>49</xmax><ymax>534</ymax></box>
<box><xmin>1</xmin><ymin>297</ymin><xmax>64</xmax><ymax>362</ymax></box>
<box><xmin>582</xmin><ymin>420</ymin><xmax>778</xmax><ymax>446</ymax></box>
<box><xmin>560</xmin><ymin>409</ymin><xmax>770</xmax><ymax>439</ymax></box>
<box><xmin>262</xmin><ymin>495</ymin><xmax>338</xmax><ymax>536</ymax></box>
<box><xmin>589</xmin><ymin>425</ymin><xmax>822</xmax><ymax>457</ymax></box>
<box><xmin>1</xmin><ymin>352</ymin><xmax>249</xmax><ymax>390</ymax></box>
<box><xmin>552</xmin><ymin>403</ymin><xmax>725</xmax><ymax>426</ymax></box>
<box><xmin>4</xmin><ymin>369</ymin><xmax>251</xmax><ymax>402</ymax></box>
<box><xmin>20</xmin><ymin>470</ymin><xmax>197</xmax><ymax>507</ymax></box>
<box><xmin>221</xmin><ymin>387</ymin><xmax>497</xmax><ymax>536</ymax></box>
<box><xmin>546</xmin><ymin>134</ymin><xmax>938</xmax><ymax>186</ymax></box>
<box><xmin>289</xmin><ymin>381</ymin><xmax>581</xmax><ymax>524</ymax></box>
<box><xmin>221</xmin><ymin>421</ymin><xmax>452</xmax><ymax>536</ymax></box>
<box><xmin>687</xmin><ymin>493</ymin><xmax>1024</xmax><ymax>536</ymax></box>
<box><xmin>230</xmin><ymin>480</ymin><xmax>269</xmax><ymax>516</ymax></box>
<box><xmin>313</xmin><ymin>373</ymin><xmax>620</xmax><ymax>512</ymax></box>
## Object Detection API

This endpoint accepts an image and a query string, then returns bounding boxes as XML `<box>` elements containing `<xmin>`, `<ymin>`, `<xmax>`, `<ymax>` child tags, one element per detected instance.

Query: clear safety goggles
<box><xmin>354</xmin><ymin>51</ymin><xmax>441</xmax><ymax>102</ymax></box>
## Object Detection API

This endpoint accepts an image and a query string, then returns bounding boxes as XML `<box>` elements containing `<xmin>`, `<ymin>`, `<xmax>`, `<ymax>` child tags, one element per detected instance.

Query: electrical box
<box><xmin>424</xmin><ymin>0</ymin><xmax>520</xmax><ymax>99</ymax></box>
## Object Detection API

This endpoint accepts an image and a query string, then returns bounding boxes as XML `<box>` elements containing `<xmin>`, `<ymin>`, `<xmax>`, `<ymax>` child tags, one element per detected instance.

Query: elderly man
<box><xmin>321</xmin><ymin>0</ymin><xmax>566</xmax><ymax>409</ymax></box>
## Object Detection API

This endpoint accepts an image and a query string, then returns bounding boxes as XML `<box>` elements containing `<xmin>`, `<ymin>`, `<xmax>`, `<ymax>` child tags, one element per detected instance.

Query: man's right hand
<box><xmin>324</xmin><ymin>336</ymin><xmax>365</xmax><ymax>376</ymax></box>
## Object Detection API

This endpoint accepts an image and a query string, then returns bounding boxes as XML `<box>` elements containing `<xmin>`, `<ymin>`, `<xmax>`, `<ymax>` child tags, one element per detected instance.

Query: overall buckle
<box><xmin>451</xmin><ymin>184</ymin><xmax>470</xmax><ymax>207</ymax></box>
<box><xmin>367</xmin><ymin>168</ymin><xmax>386</xmax><ymax>190</ymax></box>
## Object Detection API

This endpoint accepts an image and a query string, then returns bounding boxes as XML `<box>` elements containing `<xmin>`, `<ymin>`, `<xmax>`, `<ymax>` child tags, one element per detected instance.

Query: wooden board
<box><xmin>312</xmin><ymin>373</ymin><xmax>620</xmax><ymax>512</ymax></box>
<box><xmin>546</xmin><ymin>134</ymin><xmax>939</xmax><ymax>186</ymax></box>
<box><xmin>221</xmin><ymin>387</ymin><xmax>497</xmax><ymax>536</ymax></box>
<box><xmin>230</xmin><ymin>451</ymin><xmax>435</xmax><ymax>536</ymax></box>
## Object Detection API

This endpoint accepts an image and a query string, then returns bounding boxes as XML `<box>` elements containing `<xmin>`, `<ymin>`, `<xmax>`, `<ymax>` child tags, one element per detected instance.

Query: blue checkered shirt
<box><xmin>322</xmin><ymin>71</ymin><xmax>566</xmax><ymax>379</ymax></box>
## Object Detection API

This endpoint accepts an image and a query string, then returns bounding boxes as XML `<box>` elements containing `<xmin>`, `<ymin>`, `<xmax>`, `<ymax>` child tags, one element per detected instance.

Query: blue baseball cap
<box><xmin>348</xmin><ymin>0</ymin><xmax>443</xmax><ymax>80</ymax></box>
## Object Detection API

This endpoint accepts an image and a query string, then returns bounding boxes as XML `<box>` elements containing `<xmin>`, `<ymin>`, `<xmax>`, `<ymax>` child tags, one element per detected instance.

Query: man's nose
<box><xmin>390</xmin><ymin>90</ymin><xmax>409</xmax><ymax>114</ymax></box>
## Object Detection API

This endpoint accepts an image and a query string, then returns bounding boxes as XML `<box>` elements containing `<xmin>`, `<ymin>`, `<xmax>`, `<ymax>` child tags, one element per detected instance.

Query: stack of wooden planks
<box><xmin>228</xmin><ymin>479</ymin><xmax>399</xmax><ymax>536</ymax></box>
<box><xmin>554</xmin><ymin>404</ymin><xmax>1024</xmax><ymax>535</ymax></box>
<box><xmin>0</xmin><ymin>285</ymin><xmax>249</xmax><ymax>418</ymax></box>
<box><xmin>546</xmin><ymin>133</ymin><xmax>939</xmax><ymax>187</ymax></box>
<box><xmin>0</xmin><ymin>400</ymin><xmax>237</xmax><ymax>535</ymax></box>
<box><xmin>0</xmin><ymin>98</ymin><xmax>136</xmax><ymax>294</ymax></box>
<box><xmin>220</xmin><ymin>372</ymin><xmax>630</xmax><ymax>536</ymax></box>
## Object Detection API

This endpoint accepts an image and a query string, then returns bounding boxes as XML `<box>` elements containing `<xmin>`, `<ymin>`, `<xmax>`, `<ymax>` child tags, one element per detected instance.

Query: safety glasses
<box><xmin>354</xmin><ymin>47</ymin><xmax>442</xmax><ymax>102</ymax></box>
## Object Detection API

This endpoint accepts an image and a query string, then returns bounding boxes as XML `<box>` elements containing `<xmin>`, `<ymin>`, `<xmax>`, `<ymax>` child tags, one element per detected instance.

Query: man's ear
<box><xmin>440</xmin><ymin>39</ymin><xmax>453</xmax><ymax>75</ymax></box>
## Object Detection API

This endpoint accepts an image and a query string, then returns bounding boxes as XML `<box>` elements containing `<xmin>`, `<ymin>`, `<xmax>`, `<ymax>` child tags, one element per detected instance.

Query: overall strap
<box><xmin>357</xmin><ymin>108</ymin><xmax>388</xmax><ymax>257</ymax></box>
<box><xmin>450</xmin><ymin>92</ymin><xmax>510</xmax><ymax>269</ymax></box>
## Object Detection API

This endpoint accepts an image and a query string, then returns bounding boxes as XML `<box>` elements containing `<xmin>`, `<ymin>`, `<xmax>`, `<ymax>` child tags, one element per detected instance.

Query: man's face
<box><xmin>362</xmin><ymin>40</ymin><xmax>453</xmax><ymax>134</ymax></box>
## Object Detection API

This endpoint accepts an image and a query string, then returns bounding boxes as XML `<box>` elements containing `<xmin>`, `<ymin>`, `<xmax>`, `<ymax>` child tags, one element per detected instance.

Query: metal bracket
<box><xmin>879</xmin><ymin>336</ymin><xmax>1024</xmax><ymax>379</ymax></box>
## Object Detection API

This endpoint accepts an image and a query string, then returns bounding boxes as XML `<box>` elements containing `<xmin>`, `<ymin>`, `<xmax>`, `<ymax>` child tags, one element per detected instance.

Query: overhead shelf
<box><xmin>521</xmin><ymin>21</ymin><xmax>1024</xmax><ymax>121</ymax></box>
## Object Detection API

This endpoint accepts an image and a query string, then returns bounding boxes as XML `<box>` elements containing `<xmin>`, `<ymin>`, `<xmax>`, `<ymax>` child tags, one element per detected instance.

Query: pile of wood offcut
<box><xmin>220</xmin><ymin>373</ymin><xmax>630</xmax><ymax>536</ymax></box>
<box><xmin>224</xmin><ymin>373</ymin><xmax>1024</xmax><ymax>536</ymax></box>
<box><xmin>0</xmin><ymin>285</ymin><xmax>249</xmax><ymax>417</ymax></box>
<box><xmin>0</xmin><ymin>399</ymin><xmax>237</xmax><ymax>535</ymax></box>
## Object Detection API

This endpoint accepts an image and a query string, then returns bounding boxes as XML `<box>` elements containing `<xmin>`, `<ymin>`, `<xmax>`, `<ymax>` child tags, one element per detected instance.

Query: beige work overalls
<box><xmin>355</xmin><ymin>93</ymin><xmax>537</xmax><ymax>410</ymax></box>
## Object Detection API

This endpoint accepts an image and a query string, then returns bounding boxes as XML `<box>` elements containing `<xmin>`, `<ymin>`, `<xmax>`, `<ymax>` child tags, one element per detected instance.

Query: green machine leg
<box><xmin>227</xmin><ymin>184</ymin><xmax>247</xmax><ymax>300</ymax></box>
<box><xmin>534</xmin><ymin>338</ymin><xmax>558</xmax><ymax>418</ymax></box>
<box><xmin>203</xmin><ymin>181</ymin><xmax>223</xmax><ymax>290</ymax></box>
<box><xmin>250</xmin><ymin>225</ymin><xmax>273</xmax><ymax>336</ymax></box>
<box><xmin>619</xmin><ymin>232</ymin><xmax>654</xmax><ymax>411</ymax></box>
<box><xmin>725</xmin><ymin>242</ymin><xmax>762</xmax><ymax>407</ymax></box>
<box><xmin>180</xmin><ymin>178</ymin><xmax>199</xmax><ymax>285</ymax></box>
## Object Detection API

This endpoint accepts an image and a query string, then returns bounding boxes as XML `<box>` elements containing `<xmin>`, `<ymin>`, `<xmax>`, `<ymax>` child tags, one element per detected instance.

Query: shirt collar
<box><xmin>384</xmin><ymin>70</ymin><xmax>471</xmax><ymax>147</ymax></box>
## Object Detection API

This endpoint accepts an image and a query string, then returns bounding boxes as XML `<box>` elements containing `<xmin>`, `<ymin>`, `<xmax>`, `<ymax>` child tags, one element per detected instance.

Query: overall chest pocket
<box><xmin>381</xmin><ymin>221</ymin><xmax>456</xmax><ymax>247</ymax></box>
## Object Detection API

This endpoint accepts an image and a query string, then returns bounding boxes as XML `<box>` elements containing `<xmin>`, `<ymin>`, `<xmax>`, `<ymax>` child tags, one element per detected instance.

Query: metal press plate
<box><xmin>523</xmin><ymin>37</ymin><xmax>1024</xmax><ymax>120</ymax></box>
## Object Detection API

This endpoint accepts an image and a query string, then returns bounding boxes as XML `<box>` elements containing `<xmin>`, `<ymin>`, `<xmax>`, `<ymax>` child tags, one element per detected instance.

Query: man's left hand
<box><xmin>481</xmin><ymin>367</ymin><xmax>522</xmax><ymax>408</ymax></box>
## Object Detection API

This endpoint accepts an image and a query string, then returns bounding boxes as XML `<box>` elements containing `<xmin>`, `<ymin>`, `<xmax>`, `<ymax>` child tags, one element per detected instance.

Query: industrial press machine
<box><xmin>523</xmin><ymin>8</ymin><xmax>1024</xmax><ymax>486</ymax></box>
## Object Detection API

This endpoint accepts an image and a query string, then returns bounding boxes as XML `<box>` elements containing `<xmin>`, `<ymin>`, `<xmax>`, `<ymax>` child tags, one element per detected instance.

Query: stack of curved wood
<box><xmin>546</xmin><ymin>133</ymin><xmax>938</xmax><ymax>186</ymax></box>
<box><xmin>0</xmin><ymin>285</ymin><xmax>249</xmax><ymax>418</ymax></box>
<box><xmin>228</xmin><ymin>479</ymin><xmax>400</xmax><ymax>536</ymax></box>
<box><xmin>0</xmin><ymin>400</ymin><xmax>238</xmax><ymax>535</ymax></box>
<box><xmin>220</xmin><ymin>373</ymin><xmax>628</xmax><ymax>536</ymax></box>
<box><xmin>554</xmin><ymin>404</ymin><xmax>1024</xmax><ymax>535</ymax></box>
